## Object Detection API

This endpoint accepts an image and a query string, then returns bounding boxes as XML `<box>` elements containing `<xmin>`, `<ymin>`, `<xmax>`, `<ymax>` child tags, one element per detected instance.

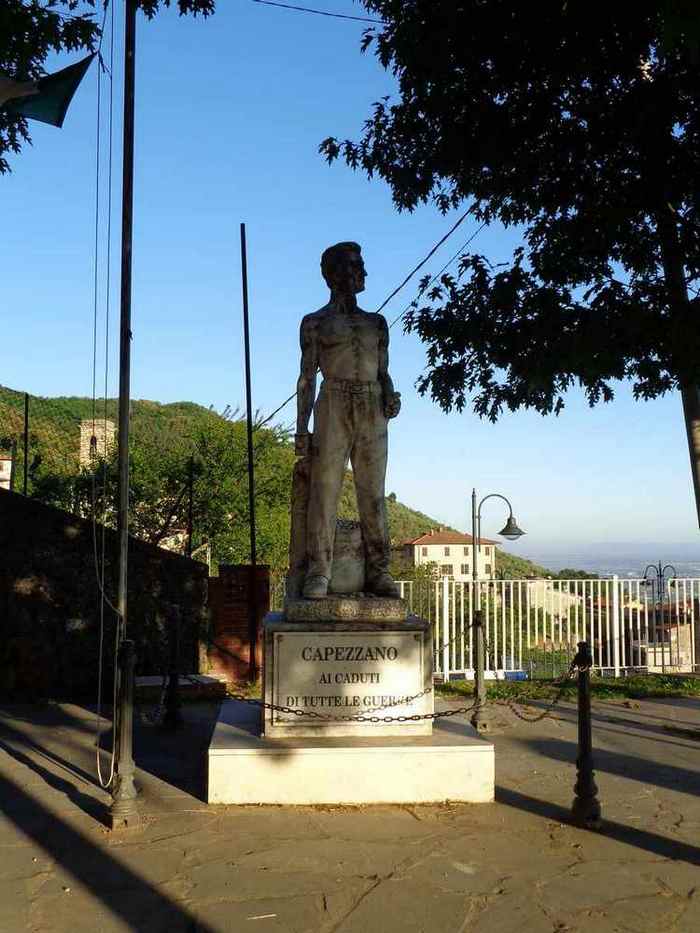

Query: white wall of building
<box><xmin>410</xmin><ymin>542</ymin><xmax>495</xmax><ymax>580</ymax></box>
<box><xmin>0</xmin><ymin>457</ymin><xmax>12</xmax><ymax>491</ymax></box>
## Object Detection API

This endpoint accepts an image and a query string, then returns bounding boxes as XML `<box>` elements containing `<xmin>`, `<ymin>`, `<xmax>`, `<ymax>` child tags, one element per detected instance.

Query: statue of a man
<box><xmin>294</xmin><ymin>242</ymin><xmax>401</xmax><ymax>600</ymax></box>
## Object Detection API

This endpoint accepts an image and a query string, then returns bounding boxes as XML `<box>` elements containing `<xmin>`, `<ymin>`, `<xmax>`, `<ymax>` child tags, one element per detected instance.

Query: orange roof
<box><xmin>404</xmin><ymin>529</ymin><xmax>497</xmax><ymax>546</ymax></box>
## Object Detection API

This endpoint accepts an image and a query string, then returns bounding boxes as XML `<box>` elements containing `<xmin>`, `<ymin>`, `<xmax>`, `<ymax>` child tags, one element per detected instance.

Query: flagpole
<box><xmin>110</xmin><ymin>0</ymin><xmax>139</xmax><ymax>830</ymax></box>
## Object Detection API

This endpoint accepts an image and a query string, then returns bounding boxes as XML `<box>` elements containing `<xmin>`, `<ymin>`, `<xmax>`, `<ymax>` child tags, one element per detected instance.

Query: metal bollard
<box><xmin>470</xmin><ymin>609</ymin><xmax>488</xmax><ymax>732</ymax></box>
<box><xmin>109</xmin><ymin>638</ymin><xmax>140</xmax><ymax>829</ymax></box>
<box><xmin>162</xmin><ymin>614</ymin><xmax>183</xmax><ymax>731</ymax></box>
<box><xmin>571</xmin><ymin>640</ymin><xmax>602</xmax><ymax>829</ymax></box>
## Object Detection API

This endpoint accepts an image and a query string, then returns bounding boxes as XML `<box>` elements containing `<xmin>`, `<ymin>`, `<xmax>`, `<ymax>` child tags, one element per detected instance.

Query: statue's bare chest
<box><xmin>317</xmin><ymin>312</ymin><xmax>380</xmax><ymax>360</ymax></box>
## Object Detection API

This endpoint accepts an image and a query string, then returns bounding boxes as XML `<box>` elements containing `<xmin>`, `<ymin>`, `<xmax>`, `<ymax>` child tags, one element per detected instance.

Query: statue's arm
<box><xmin>377</xmin><ymin>315</ymin><xmax>401</xmax><ymax>419</ymax></box>
<box><xmin>295</xmin><ymin>315</ymin><xmax>318</xmax><ymax>452</ymax></box>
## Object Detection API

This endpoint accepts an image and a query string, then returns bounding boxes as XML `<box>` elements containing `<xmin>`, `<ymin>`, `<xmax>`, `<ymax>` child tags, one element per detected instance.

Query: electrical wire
<box><xmin>377</xmin><ymin>208</ymin><xmax>472</xmax><ymax>314</ymax></box>
<box><xmin>89</xmin><ymin>0</ymin><xmax>118</xmax><ymax>791</ymax></box>
<box><xmin>256</xmin><ymin>213</ymin><xmax>486</xmax><ymax>425</ymax></box>
<box><xmin>257</xmin><ymin>391</ymin><xmax>297</xmax><ymax>428</ymax></box>
<box><xmin>388</xmin><ymin>220</ymin><xmax>487</xmax><ymax>329</ymax></box>
<box><xmin>251</xmin><ymin>0</ymin><xmax>385</xmax><ymax>24</ymax></box>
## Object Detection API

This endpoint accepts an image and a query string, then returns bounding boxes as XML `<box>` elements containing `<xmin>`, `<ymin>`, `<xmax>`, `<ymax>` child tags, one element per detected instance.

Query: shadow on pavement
<box><xmin>0</xmin><ymin>767</ymin><xmax>216</xmax><ymax>932</ymax></box>
<box><xmin>497</xmin><ymin>786</ymin><xmax>700</xmax><ymax>865</ymax></box>
<box><xmin>132</xmin><ymin>701</ymin><xmax>221</xmax><ymax>802</ymax></box>
<box><xmin>514</xmin><ymin>735</ymin><xmax>700</xmax><ymax>797</ymax></box>
<box><xmin>0</xmin><ymin>736</ymin><xmax>108</xmax><ymax>823</ymax></box>
<box><xmin>0</xmin><ymin>716</ymin><xmax>101</xmax><ymax>789</ymax></box>
<box><xmin>551</xmin><ymin>702</ymin><xmax>700</xmax><ymax>746</ymax></box>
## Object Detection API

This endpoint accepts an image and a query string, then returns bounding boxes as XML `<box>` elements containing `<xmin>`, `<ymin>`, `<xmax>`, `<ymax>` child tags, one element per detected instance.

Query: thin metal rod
<box><xmin>23</xmin><ymin>393</ymin><xmax>29</xmax><ymax>495</ymax></box>
<box><xmin>186</xmin><ymin>456</ymin><xmax>194</xmax><ymax>558</ymax></box>
<box><xmin>110</xmin><ymin>0</ymin><xmax>139</xmax><ymax>830</ymax></box>
<box><xmin>9</xmin><ymin>439</ymin><xmax>17</xmax><ymax>491</ymax></box>
<box><xmin>240</xmin><ymin>222</ymin><xmax>259</xmax><ymax>681</ymax></box>
<box><xmin>116</xmin><ymin>0</ymin><xmax>136</xmax><ymax>641</ymax></box>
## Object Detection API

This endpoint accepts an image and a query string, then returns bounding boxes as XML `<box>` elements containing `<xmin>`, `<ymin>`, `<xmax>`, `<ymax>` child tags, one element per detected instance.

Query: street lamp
<box><xmin>471</xmin><ymin>489</ymin><xmax>525</xmax><ymax>732</ymax></box>
<box><xmin>643</xmin><ymin>561</ymin><xmax>677</xmax><ymax>673</ymax></box>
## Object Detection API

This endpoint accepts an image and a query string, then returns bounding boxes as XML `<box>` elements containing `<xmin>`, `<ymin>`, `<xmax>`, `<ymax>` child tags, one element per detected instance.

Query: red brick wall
<box><xmin>207</xmin><ymin>564</ymin><xmax>269</xmax><ymax>683</ymax></box>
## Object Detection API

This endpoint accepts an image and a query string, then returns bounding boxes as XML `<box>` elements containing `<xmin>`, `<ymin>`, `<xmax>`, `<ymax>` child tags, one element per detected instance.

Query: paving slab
<box><xmin>0</xmin><ymin>695</ymin><xmax>699</xmax><ymax>932</ymax></box>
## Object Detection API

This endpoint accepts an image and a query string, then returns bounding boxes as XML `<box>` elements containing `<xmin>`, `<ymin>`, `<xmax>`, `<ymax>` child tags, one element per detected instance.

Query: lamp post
<box><xmin>471</xmin><ymin>488</ymin><xmax>525</xmax><ymax>732</ymax></box>
<box><xmin>643</xmin><ymin>561</ymin><xmax>677</xmax><ymax>673</ymax></box>
<box><xmin>109</xmin><ymin>0</ymin><xmax>139</xmax><ymax>830</ymax></box>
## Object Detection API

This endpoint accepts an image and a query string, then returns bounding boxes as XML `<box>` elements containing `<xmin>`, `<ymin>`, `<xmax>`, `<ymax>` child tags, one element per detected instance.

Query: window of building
<box><xmin>460</xmin><ymin>564</ymin><xmax>469</xmax><ymax>575</ymax></box>
<box><xmin>484</xmin><ymin>547</ymin><xmax>490</xmax><ymax>556</ymax></box>
<box><xmin>421</xmin><ymin>546</ymin><xmax>427</xmax><ymax>556</ymax></box>
<box><xmin>485</xmin><ymin>564</ymin><xmax>492</xmax><ymax>574</ymax></box>
<box><xmin>463</xmin><ymin>546</ymin><xmax>469</xmax><ymax>556</ymax></box>
<box><xmin>440</xmin><ymin>565</ymin><xmax>452</xmax><ymax>576</ymax></box>
<box><xmin>444</xmin><ymin>546</ymin><xmax>450</xmax><ymax>556</ymax></box>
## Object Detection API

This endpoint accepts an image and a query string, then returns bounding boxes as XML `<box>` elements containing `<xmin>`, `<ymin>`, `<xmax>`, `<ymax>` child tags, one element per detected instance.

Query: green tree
<box><xmin>70</xmin><ymin>408</ymin><xmax>295</xmax><ymax>571</ymax></box>
<box><xmin>1</xmin><ymin>1</ymin><xmax>214</xmax><ymax>174</ymax></box>
<box><xmin>322</xmin><ymin>2</ymin><xmax>700</xmax><ymax>419</ymax></box>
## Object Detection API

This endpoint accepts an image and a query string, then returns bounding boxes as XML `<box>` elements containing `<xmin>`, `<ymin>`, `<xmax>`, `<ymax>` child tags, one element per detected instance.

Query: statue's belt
<box><xmin>322</xmin><ymin>378</ymin><xmax>380</xmax><ymax>394</ymax></box>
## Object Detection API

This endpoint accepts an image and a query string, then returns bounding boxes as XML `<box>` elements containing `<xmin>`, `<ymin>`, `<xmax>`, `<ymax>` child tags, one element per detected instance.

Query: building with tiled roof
<box><xmin>0</xmin><ymin>454</ymin><xmax>13</xmax><ymax>492</ymax></box>
<box><xmin>401</xmin><ymin>527</ymin><xmax>497</xmax><ymax>581</ymax></box>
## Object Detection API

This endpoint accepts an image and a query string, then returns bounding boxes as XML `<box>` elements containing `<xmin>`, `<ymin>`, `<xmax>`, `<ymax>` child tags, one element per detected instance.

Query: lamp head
<box><xmin>499</xmin><ymin>516</ymin><xmax>525</xmax><ymax>541</ymax></box>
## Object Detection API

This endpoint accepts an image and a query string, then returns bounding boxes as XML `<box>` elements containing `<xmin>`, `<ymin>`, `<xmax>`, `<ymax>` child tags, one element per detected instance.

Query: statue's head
<box><xmin>321</xmin><ymin>241</ymin><xmax>366</xmax><ymax>295</ymax></box>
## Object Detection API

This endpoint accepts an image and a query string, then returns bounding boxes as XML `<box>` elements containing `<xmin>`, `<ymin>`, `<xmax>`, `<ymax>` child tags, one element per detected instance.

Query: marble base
<box><xmin>263</xmin><ymin>614</ymin><xmax>433</xmax><ymax>737</ymax></box>
<box><xmin>207</xmin><ymin>700</ymin><xmax>495</xmax><ymax>805</ymax></box>
<box><xmin>284</xmin><ymin>596</ymin><xmax>408</xmax><ymax>623</ymax></box>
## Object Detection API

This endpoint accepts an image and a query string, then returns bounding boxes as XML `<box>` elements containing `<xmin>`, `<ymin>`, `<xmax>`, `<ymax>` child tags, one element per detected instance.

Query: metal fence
<box><xmin>396</xmin><ymin>577</ymin><xmax>700</xmax><ymax>680</ymax></box>
<box><xmin>270</xmin><ymin>575</ymin><xmax>700</xmax><ymax>678</ymax></box>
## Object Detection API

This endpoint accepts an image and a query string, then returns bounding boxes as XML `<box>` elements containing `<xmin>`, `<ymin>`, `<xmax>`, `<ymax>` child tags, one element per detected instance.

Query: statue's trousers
<box><xmin>306</xmin><ymin>379</ymin><xmax>390</xmax><ymax>582</ymax></box>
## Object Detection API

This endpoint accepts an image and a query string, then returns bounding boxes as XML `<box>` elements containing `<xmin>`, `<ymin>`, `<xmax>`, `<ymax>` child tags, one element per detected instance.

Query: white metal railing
<box><xmin>397</xmin><ymin>576</ymin><xmax>700</xmax><ymax>680</ymax></box>
<box><xmin>270</xmin><ymin>575</ymin><xmax>699</xmax><ymax>680</ymax></box>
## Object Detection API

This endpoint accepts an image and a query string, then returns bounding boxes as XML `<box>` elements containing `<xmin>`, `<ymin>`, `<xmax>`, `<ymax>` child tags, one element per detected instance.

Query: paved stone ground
<box><xmin>0</xmin><ymin>693</ymin><xmax>698</xmax><ymax>933</ymax></box>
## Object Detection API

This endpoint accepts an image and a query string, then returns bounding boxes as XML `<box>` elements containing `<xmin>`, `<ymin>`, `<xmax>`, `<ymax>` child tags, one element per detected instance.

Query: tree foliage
<box><xmin>0</xmin><ymin>0</ymin><xmax>214</xmax><ymax>174</ymax></box>
<box><xmin>322</xmin><ymin>1</ymin><xmax>700</xmax><ymax>418</ymax></box>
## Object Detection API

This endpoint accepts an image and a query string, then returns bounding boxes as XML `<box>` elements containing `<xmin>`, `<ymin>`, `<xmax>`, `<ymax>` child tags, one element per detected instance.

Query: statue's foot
<box><xmin>366</xmin><ymin>572</ymin><xmax>401</xmax><ymax>599</ymax></box>
<box><xmin>302</xmin><ymin>574</ymin><xmax>329</xmax><ymax>599</ymax></box>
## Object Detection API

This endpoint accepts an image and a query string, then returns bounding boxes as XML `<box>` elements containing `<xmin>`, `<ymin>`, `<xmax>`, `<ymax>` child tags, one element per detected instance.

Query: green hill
<box><xmin>0</xmin><ymin>385</ymin><xmax>559</xmax><ymax>577</ymax></box>
<box><xmin>0</xmin><ymin>385</ymin><xmax>220</xmax><ymax>478</ymax></box>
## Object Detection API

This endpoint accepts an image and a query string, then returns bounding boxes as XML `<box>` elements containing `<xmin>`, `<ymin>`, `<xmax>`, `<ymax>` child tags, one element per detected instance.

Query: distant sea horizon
<box><xmin>522</xmin><ymin>542</ymin><xmax>700</xmax><ymax>579</ymax></box>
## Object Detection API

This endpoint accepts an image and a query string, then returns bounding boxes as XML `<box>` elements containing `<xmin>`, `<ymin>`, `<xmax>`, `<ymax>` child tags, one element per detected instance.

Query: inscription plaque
<box><xmin>263</xmin><ymin>617</ymin><xmax>433</xmax><ymax>737</ymax></box>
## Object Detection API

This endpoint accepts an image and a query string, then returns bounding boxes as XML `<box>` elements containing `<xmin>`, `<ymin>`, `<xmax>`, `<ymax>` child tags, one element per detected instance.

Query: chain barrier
<box><xmin>225</xmin><ymin>689</ymin><xmax>478</xmax><ymax>723</ymax></box>
<box><xmin>434</xmin><ymin>616</ymin><xmax>477</xmax><ymax>661</ymax></box>
<box><xmin>493</xmin><ymin>656</ymin><xmax>577</xmax><ymax>723</ymax></box>
<box><xmin>205</xmin><ymin>619</ymin><xmax>584</xmax><ymax>728</ymax></box>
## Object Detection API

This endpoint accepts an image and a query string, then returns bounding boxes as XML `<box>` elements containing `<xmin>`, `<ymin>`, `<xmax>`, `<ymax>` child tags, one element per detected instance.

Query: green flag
<box><xmin>3</xmin><ymin>54</ymin><xmax>95</xmax><ymax>128</ymax></box>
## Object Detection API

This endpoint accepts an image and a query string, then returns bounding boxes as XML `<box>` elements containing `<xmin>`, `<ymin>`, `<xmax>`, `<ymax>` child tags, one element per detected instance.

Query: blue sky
<box><xmin>1</xmin><ymin>0</ymin><xmax>699</xmax><ymax>556</ymax></box>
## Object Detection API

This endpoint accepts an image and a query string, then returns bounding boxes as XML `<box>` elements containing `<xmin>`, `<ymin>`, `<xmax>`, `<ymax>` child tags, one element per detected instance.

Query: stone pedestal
<box><xmin>206</xmin><ymin>604</ymin><xmax>496</xmax><ymax>806</ymax></box>
<box><xmin>263</xmin><ymin>612</ymin><xmax>433</xmax><ymax>738</ymax></box>
<box><xmin>207</xmin><ymin>701</ymin><xmax>495</xmax><ymax>805</ymax></box>
<box><xmin>284</xmin><ymin>596</ymin><xmax>407</xmax><ymax>624</ymax></box>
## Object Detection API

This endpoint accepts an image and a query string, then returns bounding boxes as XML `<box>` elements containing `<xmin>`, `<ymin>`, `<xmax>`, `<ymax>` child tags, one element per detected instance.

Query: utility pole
<box><xmin>240</xmin><ymin>223</ymin><xmax>259</xmax><ymax>682</ymax></box>
<box><xmin>186</xmin><ymin>456</ymin><xmax>194</xmax><ymax>558</ymax></box>
<box><xmin>110</xmin><ymin>0</ymin><xmax>139</xmax><ymax>831</ymax></box>
<box><xmin>9</xmin><ymin>439</ymin><xmax>17</xmax><ymax>492</ymax></box>
<box><xmin>23</xmin><ymin>393</ymin><xmax>29</xmax><ymax>495</ymax></box>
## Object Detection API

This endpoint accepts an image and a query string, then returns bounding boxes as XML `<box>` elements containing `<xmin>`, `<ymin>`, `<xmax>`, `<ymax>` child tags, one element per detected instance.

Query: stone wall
<box><xmin>79</xmin><ymin>418</ymin><xmax>116</xmax><ymax>467</ymax></box>
<box><xmin>0</xmin><ymin>488</ymin><xmax>208</xmax><ymax>698</ymax></box>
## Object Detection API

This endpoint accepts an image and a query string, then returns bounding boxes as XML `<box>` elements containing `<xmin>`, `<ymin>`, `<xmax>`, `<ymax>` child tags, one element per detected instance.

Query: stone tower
<box><xmin>79</xmin><ymin>419</ymin><xmax>116</xmax><ymax>467</ymax></box>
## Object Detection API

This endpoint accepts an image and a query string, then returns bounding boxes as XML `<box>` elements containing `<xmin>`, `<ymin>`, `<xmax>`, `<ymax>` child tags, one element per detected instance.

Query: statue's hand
<box><xmin>384</xmin><ymin>391</ymin><xmax>402</xmax><ymax>419</ymax></box>
<box><xmin>294</xmin><ymin>433</ymin><xmax>311</xmax><ymax>457</ymax></box>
